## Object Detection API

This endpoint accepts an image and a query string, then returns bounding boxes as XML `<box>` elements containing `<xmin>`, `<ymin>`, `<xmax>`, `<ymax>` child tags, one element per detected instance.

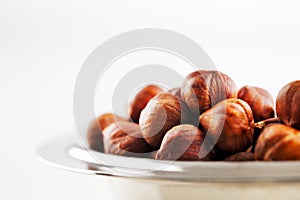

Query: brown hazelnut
<box><xmin>238</xmin><ymin>86</ymin><xmax>275</xmax><ymax>122</ymax></box>
<box><xmin>86</xmin><ymin>113</ymin><xmax>127</xmax><ymax>152</ymax></box>
<box><xmin>156</xmin><ymin>125</ymin><xmax>216</xmax><ymax>161</ymax></box>
<box><xmin>199</xmin><ymin>98</ymin><xmax>254</xmax><ymax>155</ymax></box>
<box><xmin>103</xmin><ymin>121</ymin><xmax>153</xmax><ymax>157</ymax></box>
<box><xmin>168</xmin><ymin>87</ymin><xmax>199</xmax><ymax>126</ymax></box>
<box><xmin>139</xmin><ymin>93</ymin><xmax>191</xmax><ymax>148</ymax></box>
<box><xmin>251</xmin><ymin>117</ymin><xmax>282</xmax><ymax>152</ymax></box>
<box><xmin>223</xmin><ymin>152</ymin><xmax>254</xmax><ymax>162</ymax></box>
<box><xmin>255</xmin><ymin>124</ymin><xmax>300</xmax><ymax>160</ymax></box>
<box><xmin>129</xmin><ymin>85</ymin><xmax>164</xmax><ymax>123</ymax></box>
<box><xmin>276</xmin><ymin>80</ymin><xmax>300</xmax><ymax>129</ymax></box>
<box><xmin>181</xmin><ymin>70</ymin><xmax>237</xmax><ymax>115</ymax></box>
<box><xmin>168</xmin><ymin>87</ymin><xmax>182</xmax><ymax>99</ymax></box>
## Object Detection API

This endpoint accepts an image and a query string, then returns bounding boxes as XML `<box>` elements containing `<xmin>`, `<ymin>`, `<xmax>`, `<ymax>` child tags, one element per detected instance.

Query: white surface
<box><xmin>1</xmin><ymin>0</ymin><xmax>300</xmax><ymax>199</ymax></box>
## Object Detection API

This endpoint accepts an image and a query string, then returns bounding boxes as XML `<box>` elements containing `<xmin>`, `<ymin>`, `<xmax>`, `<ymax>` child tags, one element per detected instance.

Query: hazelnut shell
<box><xmin>156</xmin><ymin>125</ymin><xmax>216</xmax><ymax>161</ymax></box>
<box><xmin>199</xmin><ymin>98</ymin><xmax>254</xmax><ymax>155</ymax></box>
<box><xmin>238</xmin><ymin>86</ymin><xmax>274</xmax><ymax>122</ymax></box>
<box><xmin>181</xmin><ymin>70</ymin><xmax>237</xmax><ymax>115</ymax></box>
<box><xmin>139</xmin><ymin>93</ymin><xmax>191</xmax><ymax>148</ymax></box>
<box><xmin>129</xmin><ymin>85</ymin><xmax>163</xmax><ymax>123</ymax></box>
<box><xmin>255</xmin><ymin>123</ymin><xmax>300</xmax><ymax>161</ymax></box>
<box><xmin>87</xmin><ymin>113</ymin><xmax>127</xmax><ymax>152</ymax></box>
<box><xmin>103</xmin><ymin>121</ymin><xmax>153</xmax><ymax>157</ymax></box>
<box><xmin>276</xmin><ymin>80</ymin><xmax>300</xmax><ymax>129</ymax></box>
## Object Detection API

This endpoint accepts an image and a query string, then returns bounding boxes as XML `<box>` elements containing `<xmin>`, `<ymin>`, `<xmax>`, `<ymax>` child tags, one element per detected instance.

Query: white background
<box><xmin>1</xmin><ymin>0</ymin><xmax>300</xmax><ymax>199</ymax></box>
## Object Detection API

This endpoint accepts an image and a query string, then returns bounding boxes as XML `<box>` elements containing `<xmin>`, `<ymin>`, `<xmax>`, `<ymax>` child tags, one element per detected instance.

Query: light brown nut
<box><xmin>251</xmin><ymin>117</ymin><xmax>282</xmax><ymax>152</ymax></box>
<box><xmin>238</xmin><ymin>86</ymin><xmax>274</xmax><ymax>122</ymax></box>
<box><xmin>128</xmin><ymin>85</ymin><xmax>164</xmax><ymax>123</ymax></box>
<box><xmin>103</xmin><ymin>121</ymin><xmax>153</xmax><ymax>157</ymax></box>
<box><xmin>156</xmin><ymin>125</ymin><xmax>216</xmax><ymax>161</ymax></box>
<box><xmin>139</xmin><ymin>93</ymin><xmax>191</xmax><ymax>148</ymax></box>
<box><xmin>276</xmin><ymin>80</ymin><xmax>300</xmax><ymax>129</ymax></box>
<box><xmin>255</xmin><ymin>124</ymin><xmax>300</xmax><ymax>161</ymax></box>
<box><xmin>199</xmin><ymin>98</ymin><xmax>254</xmax><ymax>155</ymax></box>
<box><xmin>86</xmin><ymin>113</ymin><xmax>127</xmax><ymax>152</ymax></box>
<box><xmin>181</xmin><ymin>70</ymin><xmax>237</xmax><ymax>115</ymax></box>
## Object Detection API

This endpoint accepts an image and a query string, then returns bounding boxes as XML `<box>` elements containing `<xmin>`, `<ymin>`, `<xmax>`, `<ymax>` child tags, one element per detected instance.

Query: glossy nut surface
<box><xmin>139</xmin><ymin>93</ymin><xmax>191</xmax><ymax>148</ymax></box>
<box><xmin>129</xmin><ymin>85</ymin><xmax>164</xmax><ymax>123</ymax></box>
<box><xmin>276</xmin><ymin>80</ymin><xmax>300</xmax><ymax>129</ymax></box>
<box><xmin>251</xmin><ymin>117</ymin><xmax>282</xmax><ymax>152</ymax></box>
<box><xmin>255</xmin><ymin>124</ymin><xmax>300</xmax><ymax>161</ymax></box>
<box><xmin>86</xmin><ymin>113</ymin><xmax>127</xmax><ymax>152</ymax></box>
<box><xmin>103</xmin><ymin>121</ymin><xmax>152</xmax><ymax>157</ymax></box>
<box><xmin>199</xmin><ymin>98</ymin><xmax>254</xmax><ymax>155</ymax></box>
<box><xmin>238</xmin><ymin>86</ymin><xmax>274</xmax><ymax>122</ymax></box>
<box><xmin>156</xmin><ymin>125</ymin><xmax>215</xmax><ymax>161</ymax></box>
<box><xmin>181</xmin><ymin>70</ymin><xmax>237</xmax><ymax>115</ymax></box>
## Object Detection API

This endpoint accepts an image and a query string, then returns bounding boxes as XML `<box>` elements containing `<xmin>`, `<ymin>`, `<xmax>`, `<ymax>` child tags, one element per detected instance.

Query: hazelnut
<box><xmin>223</xmin><ymin>152</ymin><xmax>254</xmax><ymax>162</ymax></box>
<box><xmin>86</xmin><ymin>113</ymin><xmax>127</xmax><ymax>152</ymax></box>
<box><xmin>199</xmin><ymin>98</ymin><xmax>254</xmax><ymax>155</ymax></box>
<box><xmin>168</xmin><ymin>87</ymin><xmax>182</xmax><ymax>99</ymax></box>
<box><xmin>255</xmin><ymin>124</ymin><xmax>300</xmax><ymax>160</ymax></box>
<box><xmin>129</xmin><ymin>85</ymin><xmax>164</xmax><ymax>123</ymax></box>
<box><xmin>276</xmin><ymin>80</ymin><xmax>300</xmax><ymax>129</ymax></box>
<box><xmin>139</xmin><ymin>93</ymin><xmax>191</xmax><ymax>148</ymax></box>
<box><xmin>103</xmin><ymin>121</ymin><xmax>153</xmax><ymax>157</ymax></box>
<box><xmin>251</xmin><ymin>117</ymin><xmax>282</xmax><ymax>152</ymax></box>
<box><xmin>168</xmin><ymin>87</ymin><xmax>199</xmax><ymax>126</ymax></box>
<box><xmin>238</xmin><ymin>86</ymin><xmax>275</xmax><ymax>122</ymax></box>
<box><xmin>156</xmin><ymin>125</ymin><xmax>216</xmax><ymax>161</ymax></box>
<box><xmin>181</xmin><ymin>70</ymin><xmax>237</xmax><ymax>115</ymax></box>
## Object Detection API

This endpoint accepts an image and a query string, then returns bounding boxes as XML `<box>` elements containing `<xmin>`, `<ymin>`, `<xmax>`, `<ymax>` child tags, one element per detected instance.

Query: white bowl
<box><xmin>38</xmin><ymin>135</ymin><xmax>300</xmax><ymax>200</ymax></box>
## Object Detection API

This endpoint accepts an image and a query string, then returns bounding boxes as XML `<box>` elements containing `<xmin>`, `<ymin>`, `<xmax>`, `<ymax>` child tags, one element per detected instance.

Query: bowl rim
<box><xmin>37</xmin><ymin>134</ymin><xmax>300</xmax><ymax>183</ymax></box>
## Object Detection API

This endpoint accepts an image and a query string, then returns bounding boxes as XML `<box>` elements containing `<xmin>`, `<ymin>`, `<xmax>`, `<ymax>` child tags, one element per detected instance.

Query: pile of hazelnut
<box><xmin>87</xmin><ymin>70</ymin><xmax>300</xmax><ymax>161</ymax></box>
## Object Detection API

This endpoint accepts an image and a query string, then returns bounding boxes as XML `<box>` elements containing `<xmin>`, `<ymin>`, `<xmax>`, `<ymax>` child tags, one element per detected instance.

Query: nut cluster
<box><xmin>86</xmin><ymin>70</ymin><xmax>300</xmax><ymax>161</ymax></box>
